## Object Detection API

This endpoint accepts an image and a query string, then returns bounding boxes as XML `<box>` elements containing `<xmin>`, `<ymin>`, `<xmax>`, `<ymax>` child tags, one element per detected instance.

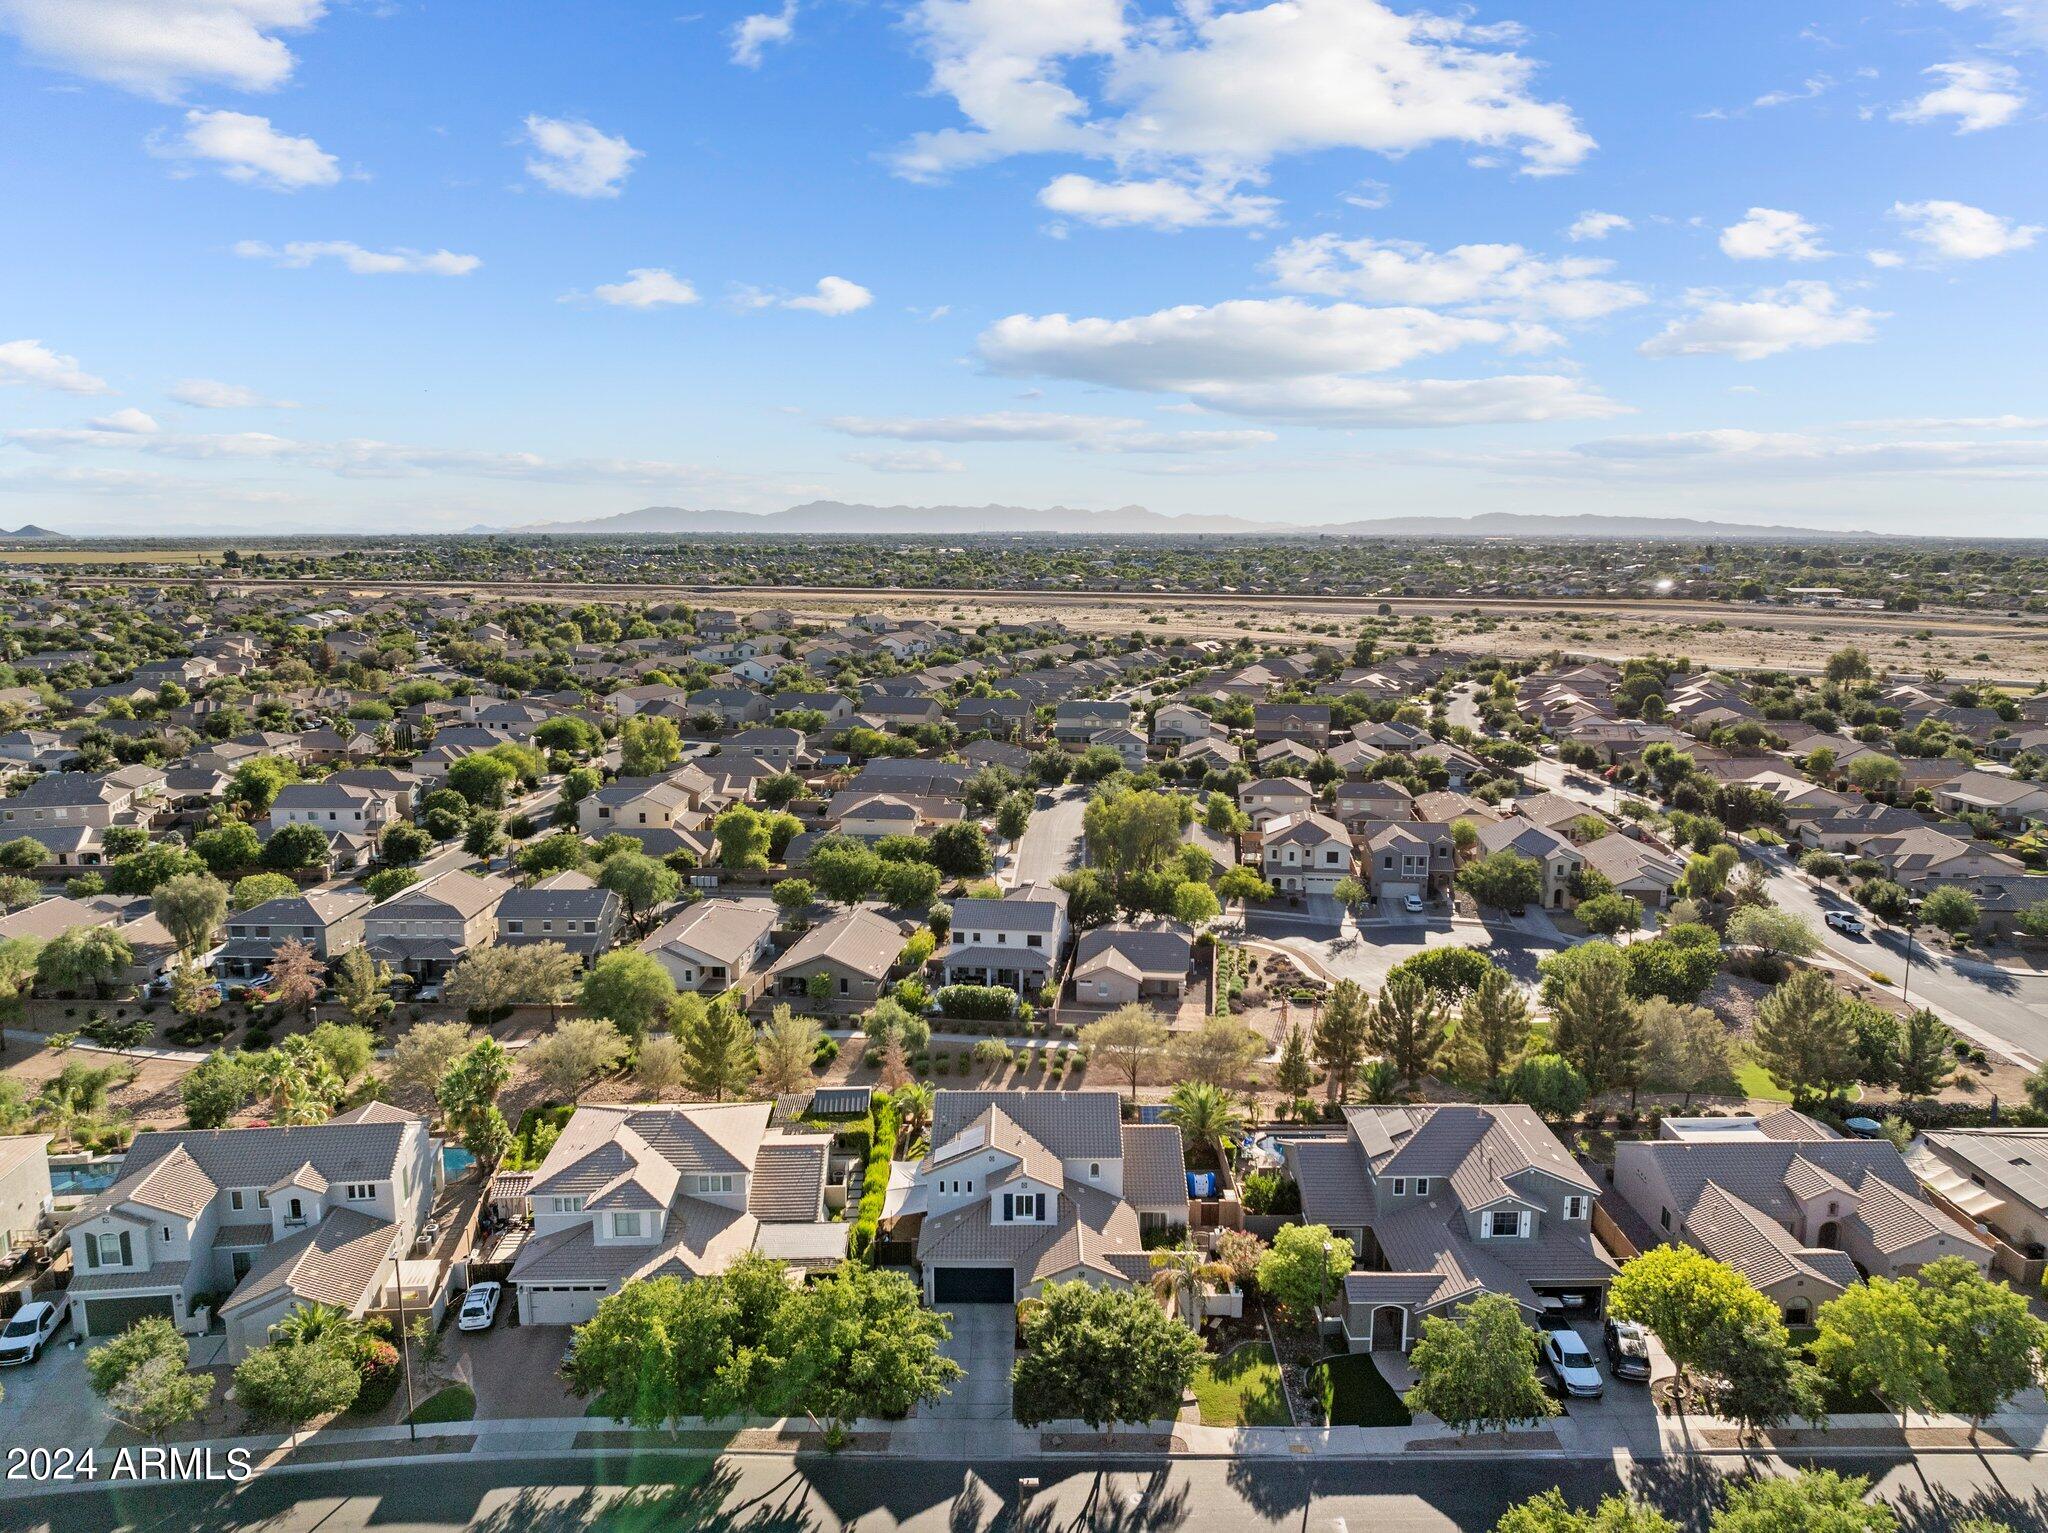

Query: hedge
<box><xmin>848</xmin><ymin>1092</ymin><xmax>899</xmax><ymax>1261</ymax></box>
<box><xmin>935</xmin><ymin>984</ymin><xmax>1016</xmax><ymax>1021</ymax></box>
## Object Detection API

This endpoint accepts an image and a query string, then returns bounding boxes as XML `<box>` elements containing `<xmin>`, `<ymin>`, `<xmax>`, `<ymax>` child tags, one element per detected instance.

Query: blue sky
<box><xmin>2</xmin><ymin>0</ymin><xmax>2045</xmax><ymax>535</ymax></box>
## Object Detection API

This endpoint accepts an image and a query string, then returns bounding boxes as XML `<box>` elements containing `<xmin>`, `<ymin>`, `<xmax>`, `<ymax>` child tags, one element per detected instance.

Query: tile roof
<box><xmin>746</xmin><ymin>1136</ymin><xmax>831</xmax><ymax>1222</ymax></box>
<box><xmin>218</xmin><ymin>1207</ymin><xmax>399</xmax><ymax>1316</ymax></box>
<box><xmin>930</xmin><ymin>1091</ymin><xmax>1125</xmax><ymax>1160</ymax></box>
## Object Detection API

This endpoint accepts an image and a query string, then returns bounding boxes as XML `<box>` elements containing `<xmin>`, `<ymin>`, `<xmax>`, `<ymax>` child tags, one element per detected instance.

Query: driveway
<box><xmin>1011</xmin><ymin>789</ymin><xmax>1087</xmax><ymax>888</ymax></box>
<box><xmin>443</xmin><ymin>1320</ymin><xmax>584</xmax><ymax>1419</ymax></box>
<box><xmin>0</xmin><ymin>1327</ymin><xmax>113</xmax><ymax>1449</ymax></box>
<box><xmin>920</xmin><ymin>1303</ymin><xmax>1013</xmax><ymax>1421</ymax></box>
<box><xmin>1248</xmin><ymin>919</ymin><xmax>1564</xmax><ymax>993</ymax></box>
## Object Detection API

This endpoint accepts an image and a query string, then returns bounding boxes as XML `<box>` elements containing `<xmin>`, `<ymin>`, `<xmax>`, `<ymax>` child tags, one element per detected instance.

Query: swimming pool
<box><xmin>442</xmin><ymin>1145</ymin><xmax>477</xmax><ymax>1180</ymax></box>
<box><xmin>50</xmin><ymin>1163</ymin><xmax>120</xmax><ymax>1196</ymax></box>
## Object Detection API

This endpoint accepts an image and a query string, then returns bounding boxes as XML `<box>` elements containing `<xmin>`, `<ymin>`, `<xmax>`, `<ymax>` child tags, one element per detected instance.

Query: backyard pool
<box><xmin>442</xmin><ymin>1145</ymin><xmax>477</xmax><ymax>1180</ymax></box>
<box><xmin>50</xmin><ymin>1162</ymin><xmax>120</xmax><ymax>1197</ymax></box>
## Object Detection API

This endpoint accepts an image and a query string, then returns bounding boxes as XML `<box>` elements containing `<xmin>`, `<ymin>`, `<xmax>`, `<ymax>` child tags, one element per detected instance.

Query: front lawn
<box><xmin>1190</xmin><ymin>1341</ymin><xmax>1290</xmax><ymax>1427</ymax></box>
<box><xmin>406</xmin><ymin>1384</ymin><xmax>476</xmax><ymax>1425</ymax></box>
<box><xmin>1733</xmin><ymin>1062</ymin><xmax>1792</xmax><ymax>1103</ymax></box>
<box><xmin>1309</xmin><ymin>1352</ymin><xmax>1413</xmax><ymax>1428</ymax></box>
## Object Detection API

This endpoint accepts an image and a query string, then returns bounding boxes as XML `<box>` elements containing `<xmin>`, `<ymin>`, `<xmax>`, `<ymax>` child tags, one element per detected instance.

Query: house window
<box><xmin>551</xmin><ymin>1196</ymin><xmax>585</xmax><ymax>1213</ymax></box>
<box><xmin>1414</xmin><ymin>1178</ymin><xmax>1430</xmax><ymax>1196</ymax></box>
<box><xmin>89</xmin><ymin>1231</ymin><xmax>131</xmax><ymax>1268</ymax></box>
<box><xmin>1564</xmin><ymin>1195</ymin><xmax>1588</xmax><ymax>1220</ymax></box>
<box><xmin>1089</xmin><ymin>1163</ymin><xmax>1100</xmax><ymax>1179</ymax></box>
<box><xmin>506</xmin><ymin>921</ymin><xmax>524</xmax><ymax>935</ymax></box>
<box><xmin>1391</xmin><ymin>1178</ymin><xmax>1407</xmax><ymax>1197</ymax></box>
<box><xmin>229</xmin><ymin>1189</ymin><xmax>244</xmax><ymax>1212</ymax></box>
<box><xmin>1659</xmin><ymin>1208</ymin><xmax>1671</xmax><ymax>1230</ymax></box>
<box><xmin>611</xmin><ymin>1212</ymin><xmax>642</xmax><ymax>1238</ymax></box>
<box><xmin>1485</xmin><ymin>1210</ymin><xmax>1524</xmax><ymax>1239</ymax></box>
<box><xmin>346</xmin><ymin>1183</ymin><xmax>375</xmax><ymax>1202</ymax></box>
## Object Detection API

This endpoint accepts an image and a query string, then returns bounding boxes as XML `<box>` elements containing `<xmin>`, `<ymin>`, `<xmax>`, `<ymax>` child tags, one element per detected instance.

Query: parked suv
<box><xmin>0</xmin><ymin>1301</ymin><xmax>63</xmax><ymax>1366</ymax></box>
<box><xmin>1603</xmin><ymin>1319</ymin><xmax>1651</xmax><ymax>1383</ymax></box>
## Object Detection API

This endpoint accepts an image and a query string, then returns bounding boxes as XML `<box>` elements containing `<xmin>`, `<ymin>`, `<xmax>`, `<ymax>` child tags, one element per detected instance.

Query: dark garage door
<box><xmin>81</xmin><ymin>1293</ymin><xmax>176</xmax><ymax>1335</ymax></box>
<box><xmin>932</xmin><ymin>1267</ymin><xmax>1013</xmax><ymax>1304</ymax></box>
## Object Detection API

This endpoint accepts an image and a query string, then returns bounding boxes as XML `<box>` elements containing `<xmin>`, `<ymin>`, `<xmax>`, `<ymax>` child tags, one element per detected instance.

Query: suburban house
<box><xmin>508</xmin><ymin>1101</ymin><xmax>843</xmax><ymax>1325</ymax></box>
<box><xmin>496</xmin><ymin>871</ymin><xmax>623</xmax><ymax>964</ymax></box>
<box><xmin>898</xmin><ymin>1091</ymin><xmax>1189</xmax><ymax>1305</ymax></box>
<box><xmin>1070</xmin><ymin>921</ymin><xmax>1194</xmax><ymax>1007</ymax></box>
<box><xmin>1934</xmin><ymin>771</ymin><xmax>2048</xmax><ymax>832</ymax></box>
<box><xmin>938</xmin><ymin>883</ymin><xmax>1070</xmax><ymax>996</ymax></box>
<box><xmin>1261</xmin><ymin>811</ymin><xmax>1354</xmax><ymax>894</ymax></box>
<box><xmin>61</xmin><ymin>1104</ymin><xmax>439</xmax><ymax>1359</ymax></box>
<box><xmin>1252</xmin><ymin>703</ymin><xmax>1331</xmax><ymax>748</ymax></box>
<box><xmin>1286</xmin><ymin>1104</ymin><xmax>1617</xmax><ymax>1351</ymax></box>
<box><xmin>216</xmin><ymin>889</ymin><xmax>373</xmax><ymax>980</ymax></box>
<box><xmin>640</xmin><ymin>900</ymin><xmax>777</xmax><ymax>995</ymax></box>
<box><xmin>265</xmin><ymin>781</ymin><xmax>392</xmax><ymax>837</ymax></box>
<box><xmin>1577</xmin><ymin>833</ymin><xmax>1686</xmax><ymax>910</ymax></box>
<box><xmin>765</xmin><ymin>907</ymin><xmax>904</xmax><ymax>1010</ymax></box>
<box><xmin>1051</xmin><ymin>699</ymin><xmax>1132</xmax><ymax>744</ymax></box>
<box><xmin>0</xmin><ymin>771</ymin><xmax>142</xmax><ymax>831</ymax></box>
<box><xmin>1906</xmin><ymin>1129</ymin><xmax>2048</xmax><ymax>1286</ymax></box>
<box><xmin>1476</xmin><ymin>816</ymin><xmax>1584</xmax><ymax>908</ymax></box>
<box><xmin>1151</xmin><ymin>704</ymin><xmax>1215</xmax><ymax>748</ymax></box>
<box><xmin>1361</xmin><ymin>822</ymin><xmax>1456</xmax><ymax>903</ymax></box>
<box><xmin>577</xmin><ymin>775</ymin><xmax>705</xmax><ymax>838</ymax></box>
<box><xmin>1614</xmin><ymin>1116</ymin><xmax>1992</xmax><ymax>1323</ymax></box>
<box><xmin>1238</xmin><ymin>777</ymin><xmax>1316</xmax><ymax>829</ymax></box>
<box><xmin>361</xmin><ymin>869</ymin><xmax>514</xmax><ymax>984</ymax></box>
<box><xmin>0</xmin><ymin>1135</ymin><xmax>53</xmax><ymax>1268</ymax></box>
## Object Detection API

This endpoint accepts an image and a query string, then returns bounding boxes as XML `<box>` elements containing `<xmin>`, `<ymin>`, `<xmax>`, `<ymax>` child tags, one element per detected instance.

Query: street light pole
<box><xmin>392</xmin><ymin>1247</ymin><xmax>417</xmax><ymax>1441</ymax></box>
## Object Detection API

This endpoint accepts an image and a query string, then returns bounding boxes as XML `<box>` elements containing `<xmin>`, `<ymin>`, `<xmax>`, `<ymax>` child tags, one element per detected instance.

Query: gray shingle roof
<box><xmin>930</xmin><ymin>1090</ymin><xmax>1124</xmax><ymax>1160</ymax></box>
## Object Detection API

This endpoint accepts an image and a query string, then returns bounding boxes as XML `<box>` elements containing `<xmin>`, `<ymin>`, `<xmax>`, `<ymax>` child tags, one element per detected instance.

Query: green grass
<box><xmin>1309</xmin><ymin>1352</ymin><xmax>1413</xmax><ymax>1428</ymax></box>
<box><xmin>1189</xmin><ymin>1341</ymin><xmax>1290</xmax><ymax>1427</ymax></box>
<box><xmin>405</xmin><ymin>1384</ymin><xmax>476</xmax><ymax>1425</ymax></box>
<box><xmin>1734</xmin><ymin>1062</ymin><xmax>1793</xmax><ymax>1103</ymax></box>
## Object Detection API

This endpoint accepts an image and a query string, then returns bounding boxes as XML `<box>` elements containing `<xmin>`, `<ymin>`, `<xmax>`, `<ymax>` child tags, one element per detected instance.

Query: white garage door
<box><xmin>520</xmin><ymin>1284</ymin><xmax>606</xmax><ymax>1326</ymax></box>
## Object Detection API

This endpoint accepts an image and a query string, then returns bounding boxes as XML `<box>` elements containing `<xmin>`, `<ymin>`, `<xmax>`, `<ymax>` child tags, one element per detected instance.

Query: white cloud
<box><xmin>1751</xmin><ymin>75</ymin><xmax>1832</xmax><ymax>110</ymax></box>
<box><xmin>522</xmin><ymin>115</ymin><xmax>641</xmax><ymax>198</ymax></box>
<box><xmin>1892</xmin><ymin>61</ymin><xmax>2027</xmax><ymax>133</ymax></box>
<box><xmin>829</xmin><ymin>411</ymin><xmax>1275</xmax><ymax>452</ymax></box>
<box><xmin>731</xmin><ymin>1</ymin><xmax>795</xmax><ymax>67</ymax></box>
<box><xmin>1450</xmin><ymin>427</ymin><xmax>2048</xmax><ymax>482</ymax></box>
<box><xmin>975</xmin><ymin>297</ymin><xmax>1623</xmax><ymax>426</ymax></box>
<box><xmin>589</xmin><ymin>268</ymin><xmax>701</xmax><ymax>308</ymax></box>
<box><xmin>1937</xmin><ymin>1</ymin><xmax>2048</xmax><ymax>52</ymax></box>
<box><xmin>1719</xmin><ymin>207</ymin><xmax>1830</xmax><ymax>261</ymax></box>
<box><xmin>234</xmin><ymin>240</ymin><xmax>480</xmax><ymax>275</ymax></box>
<box><xmin>1268</xmin><ymin>235</ymin><xmax>1646</xmax><ymax>320</ymax></box>
<box><xmin>168</xmin><ymin>378</ymin><xmax>295</xmax><ymax>408</ymax></box>
<box><xmin>1038</xmin><ymin>173</ymin><xmax>1276</xmax><ymax>229</ymax></box>
<box><xmin>0</xmin><ymin>338</ymin><xmax>110</xmax><ymax>394</ymax></box>
<box><xmin>86</xmin><ymin>408</ymin><xmax>159</xmax><ymax>433</ymax></box>
<box><xmin>158</xmin><ymin>108</ymin><xmax>339</xmax><ymax>190</ymax></box>
<box><xmin>1639</xmin><ymin>282</ymin><xmax>1880</xmax><ymax>361</ymax></box>
<box><xmin>844</xmin><ymin>448</ymin><xmax>966</xmax><ymax>473</ymax></box>
<box><xmin>894</xmin><ymin>0</ymin><xmax>1592</xmax><ymax>225</ymax></box>
<box><xmin>0</xmin><ymin>0</ymin><xmax>325</xmax><ymax>100</ymax></box>
<box><xmin>1567</xmin><ymin>210</ymin><xmax>1631</xmax><ymax>242</ymax></box>
<box><xmin>782</xmin><ymin>276</ymin><xmax>873</xmax><ymax>315</ymax></box>
<box><xmin>1890</xmin><ymin>199</ymin><xmax>2042</xmax><ymax>260</ymax></box>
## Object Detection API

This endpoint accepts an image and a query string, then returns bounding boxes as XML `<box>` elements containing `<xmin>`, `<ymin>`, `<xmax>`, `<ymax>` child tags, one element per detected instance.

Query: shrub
<box><xmin>935</xmin><ymin>984</ymin><xmax>1016</xmax><ymax>1021</ymax></box>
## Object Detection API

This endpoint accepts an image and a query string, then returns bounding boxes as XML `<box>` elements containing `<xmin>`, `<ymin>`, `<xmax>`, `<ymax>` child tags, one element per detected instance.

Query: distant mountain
<box><xmin>507</xmin><ymin>503</ymin><xmax>1870</xmax><ymax>541</ymax></box>
<box><xmin>0</xmin><ymin>524</ymin><xmax>67</xmax><ymax>540</ymax></box>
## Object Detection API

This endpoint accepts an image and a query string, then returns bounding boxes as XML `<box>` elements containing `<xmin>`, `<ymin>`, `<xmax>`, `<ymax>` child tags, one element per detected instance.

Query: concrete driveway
<box><xmin>0</xmin><ymin>1327</ymin><xmax>113</xmax><ymax>1450</ymax></box>
<box><xmin>921</xmin><ymin>1304</ymin><xmax>1014</xmax><ymax>1421</ymax></box>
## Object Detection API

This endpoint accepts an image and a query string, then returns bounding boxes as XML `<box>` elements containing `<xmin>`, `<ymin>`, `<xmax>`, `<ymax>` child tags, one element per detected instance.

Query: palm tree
<box><xmin>893</xmin><ymin>1081</ymin><xmax>934</xmax><ymax>1149</ymax></box>
<box><xmin>1358</xmin><ymin>1058</ymin><xmax>1404</xmax><ymax>1104</ymax></box>
<box><xmin>1160</xmin><ymin>1079</ymin><xmax>1244</xmax><ymax>1172</ymax></box>
<box><xmin>1148</xmin><ymin>1245</ymin><xmax>1231</xmax><ymax>1326</ymax></box>
<box><xmin>273</xmin><ymin>1302</ymin><xmax>375</xmax><ymax>1367</ymax></box>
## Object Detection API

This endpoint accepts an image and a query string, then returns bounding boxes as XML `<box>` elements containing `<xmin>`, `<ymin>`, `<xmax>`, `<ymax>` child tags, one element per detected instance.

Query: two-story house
<box><xmin>1361</xmin><ymin>821</ymin><xmax>1456</xmax><ymax>904</ymax></box>
<box><xmin>508</xmin><ymin>1101</ymin><xmax>842</xmax><ymax>1325</ymax></box>
<box><xmin>938</xmin><ymin>883</ymin><xmax>1070</xmax><ymax>995</ymax></box>
<box><xmin>1261</xmin><ymin>811</ymin><xmax>1354</xmax><ymax>895</ymax></box>
<box><xmin>62</xmin><ymin>1104</ymin><xmax>438</xmax><ymax>1359</ymax></box>
<box><xmin>577</xmin><ymin>774</ymin><xmax>707</xmax><ymax>839</ymax></box>
<box><xmin>0</xmin><ymin>1134</ymin><xmax>53</xmax><ymax>1268</ymax></box>
<box><xmin>1286</xmin><ymin>1104</ymin><xmax>1617</xmax><ymax>1351</ymax></box>
<box><xmin>640</xmin><ymin>900</ymin><xmax>777</xmax><ymax>995</ymax></box>
<box><xmin>496</xmin><ymin>871</ymin><xmax>622</xmax><ymax>965</ymax></box>
<box><xmin>216</xmin><ymin>889</ymin><xmax>373</xmax><ymax>980</ymax></box>
<box><xmin>1238</xmin><ymin>776</ymin><xmax>1315</xmax><ymax>830</ymax></box>
<box><xmin>1476</xmin><ymin>816</ymin><xmax>1584</xmax><ymax>909</ymax></box>
<box><xmin>901</xmin><ymin>1091</ymin><xmax>1189</xmax><ymax>1305</ymax></box>
<box><xmin>0</xmin><ymin>771</ymin><xmax>139</xmax><ymax>832</ymax></box>
<box><xmin>361</xmin><ymin>869</ymin><xmax>513</xmax><ymax>983</ymax></box>
<box><xmin>1051</xmin><ymin>699</ymin><xmax>1132</xmax><ymax>744</ymax></box>
<box><xmin>266</xmin><ymin>781</ymin><xmax>392</xmax><ymax>838</ymax></box>
<box><xmin>1253</xmin><ymin>703</ymin><xmax>1332</xmax><ymax>748</ymax></box>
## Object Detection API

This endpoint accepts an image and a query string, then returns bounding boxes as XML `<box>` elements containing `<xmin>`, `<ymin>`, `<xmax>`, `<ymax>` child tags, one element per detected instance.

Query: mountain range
<box><xmin>0</xmin><ymin>525</ymin><xmax>67</xmax><ymax>540</ymax></box>
<box><xmin>504</xmin><ymin>502</ymin><xmax>1879</xmax><ymax>541</ymax></box>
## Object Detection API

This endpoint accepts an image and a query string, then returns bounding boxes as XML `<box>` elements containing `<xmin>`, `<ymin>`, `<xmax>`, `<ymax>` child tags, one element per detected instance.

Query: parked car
<box><xmin>0</xmin><ymin>1300</ymin><xmax>63</xmax><ymax>1366</ymax></box>
<box><xmin>1540</xmin><ymin>1327</ymin><xmax>1605</xmax><ymax>1398</ymax></box>
<box><xmin>1824</xmin><ymin>910</ymin><xmax>1866</xmax><ymax>936</ymax></box>
<box><xmin>1403</xmin><ymin>893</ymin><xmax>1425</xmax><ymax>914</ymax></box>
<box><xmin>415</xmin><ymin>983</ymin><xmax>443</xmax><ymax>1003</ymax></box>
<box><xmin>457</xmin><ymin>1281</ymin><xmax>501</xmax><ymax>1332</ymax></box>
<box><xmin>1603</xmin><ymin>1319</ymin><xmax>1652</xmax><ymax>1383</ymax></box>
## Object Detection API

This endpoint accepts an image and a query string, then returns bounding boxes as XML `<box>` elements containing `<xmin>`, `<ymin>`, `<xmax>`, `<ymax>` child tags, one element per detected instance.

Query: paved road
<box><xmin>1012</xmin><ymin>789</ymin><xmax>1088</xmax><ymax>889</ymax></box>
<box><xmin>2</xmin><ymin>1448</ymin><xmax>2040</xmax><ymax>1533</ymax></box>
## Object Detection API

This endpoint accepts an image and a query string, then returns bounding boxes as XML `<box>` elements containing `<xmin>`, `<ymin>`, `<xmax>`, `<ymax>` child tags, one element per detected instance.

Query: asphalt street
<box><xmin>0</xmin><ymin>1449</ymin><xmax>2041</xmax><ymax>1533</ymax></box>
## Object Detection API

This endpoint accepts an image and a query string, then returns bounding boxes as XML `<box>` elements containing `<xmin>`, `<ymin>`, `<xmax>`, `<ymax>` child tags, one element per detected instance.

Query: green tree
<box><xmin>1725</xmin><ymin>905</ymin><xmax>1820</xmax><ymax>959</ymax></box>
<box><xmin>1914</xmin><ymin>1256</ymin><xmax>2048</xmax><ymax>1434</ymax></box>
<box><xmin>192</xmin><ymin>822</ymin><xmax>262</xmax><ymax>877</ymax></box>
<box><xmin>1312</xmin><ymin>978</ymin><xmax>1372</xmax><ymax>1103</ymax></box>
<box><xmin>1083</xmin><ymin>785</ymin><xmax>1188</xmax><ymax>886</ymax></box>
<box><xmin>179</xmin><ymin>1050</ymin><xmax>253</xmax><ymax>1128</ymax></box>
<box><xmin>36</xmin><ymin>925</ymin><xmax>133</xmax><ymax>998</ymax></box>
<box><xmin>1169</xmin><ymin>1015</ymin><xmax>1263</xmax><ymax>1092</ymax></box>
<box><xmin>755</xmin><ymin>1004</ymin><xmax>824</xmax><ymax>1095</ymax></box>
<box><xmin>1458</xmin><ymin>850</ymin><xmax>1544</xmax><ymax>911</ymax></box>
<box><xmin>1711</xmin><ymin>1471</ymin><xmax>1895</xmax><ymax>1533</ymax></box>
<box><xmin>1549</xmin><ymin>943</ymin><xmax>1644</xmax><ymax>1097</ymax></box>
<box><xmin>1576</xmin><ymin>892</ymin><xmax>1643</xmax><ymax>939</ymax></box>
<box><xmin>677</xmin><ymin>995</ymin><xmax>758</xmax><ymax>1101</ymax></box>
<box><xmin>1274</xmin><ymin>1022</ymin><xmax>1316</xmax><ymax>1100</ymax></box>
<box><xmin>1461</xmin><ymin>967</ymin><xmax>1532</xmax><ymax>1081</ymax></box>
<box><xmin>1369</xmin><ymin>969</ymin><xmax>1449</xmax><ymax>1087</ymax></box>
<box><xmin>1079</xmin><ymin>1004</ymin><xmax>1168</xmax><ymax>1101</ymax></box>
<box><xmin>526</xmin><ymin>1016</ymin><xmax>630</xmax><ymax>1098</ymax></box>
<box><xmin>1920</xmin><ymin>885</ymin><xmax>1981</xmax><ymax>939</ymax></box>
<box><xmin>765</xmin><ymin>1263</ymin><xmax>962</xmax><ymax>1434</ymax></box>
<box><xmin>330</xmin><ymin>943</ymin><xmax>394</xmax><ymax>1028</ymax></box>
<box><xmin>927</xmin><ymin>821</ymin><xmax>993</xmax><ymax>878</ymax></box>
<box><xmin>230</xmin><ymin>871</ymin><xmax>298</xmax><ymax>910</ymax></box>
<box><xmin>388</xmin><ymin>1020</ymin><xmax>475</xmax><ymax>1095</ymax></box>
<box><xmin>580</xmin><ymin>949</ymin><xmax>677</xmax><ymax>1042</ymax></box>
<box><xmin>620</xmin><ymin>715</ymin><xmax>683</xmax><ymax>777</ymax></box>
<box><xmin>565</xmin><ymin>1260</ymin><xmax>792</xmax><ymax>1426</ymax></box>
<box><xmin>1010</xmin><ymin>1279</ymin><xmax>1204</xmax><ymax>1431</ymax></box>
<box><xmin>808</xmin><ymin>837</ymin><xmax>882</xmax><ymax>906</ymax></box>
<box><xmin>261</xmin><ymin>822</ymin><xmax>331</xmax><ymax>871</ymax></box>
<box><xmin>1497</xmin><ymin>1052</ymin><xmax>1588</xmax><ymax>1121</ymax></box>
<box><xmin>1405</xmin><ymin>1292</ymin><xmax>1554</xmax><ymax>1436</ymax></box>
<box><xmin>712</xmin><ymin>804</ymin><xmax>773</xmax><ymax>871</ymax></box>
<box><xmin>1493</xmin><ymin>1491</ymin><xmax>1674</xmax><ymax>1533</ymax></box>
<box><xmin>86</xmin><ymin>1315</ymin><xmax>190</xmax><ymax>1397</ymax></box>
<box><xmin>1160</xmin><ymin>1079</ymin><xmax>1245</xmax><ymax>1168</ymax></box>
<box><xmin>1611</xmin><ymin>1245</ymin><xmax>1781</xmax><ymax>1402</ymax></box>
<box><xmin>1637</xmin><ymin>997</ymin><xmax>1736</xmax><ymax>1107</ymax></box>
<box><xmin>1894</xmin><ymin>1007</ymin><xmax>1956</xmax><ymax>1098</ymax></box>
<box><xmin>1255</xmin><ymin>1223</ymin><xmax>1351</xmax><ymax>1324</ymax></box>
<box><xmin>1753</xmin><ymin>968</ymin><xmax>1860</xmax><ymax>1103</ymax></box>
